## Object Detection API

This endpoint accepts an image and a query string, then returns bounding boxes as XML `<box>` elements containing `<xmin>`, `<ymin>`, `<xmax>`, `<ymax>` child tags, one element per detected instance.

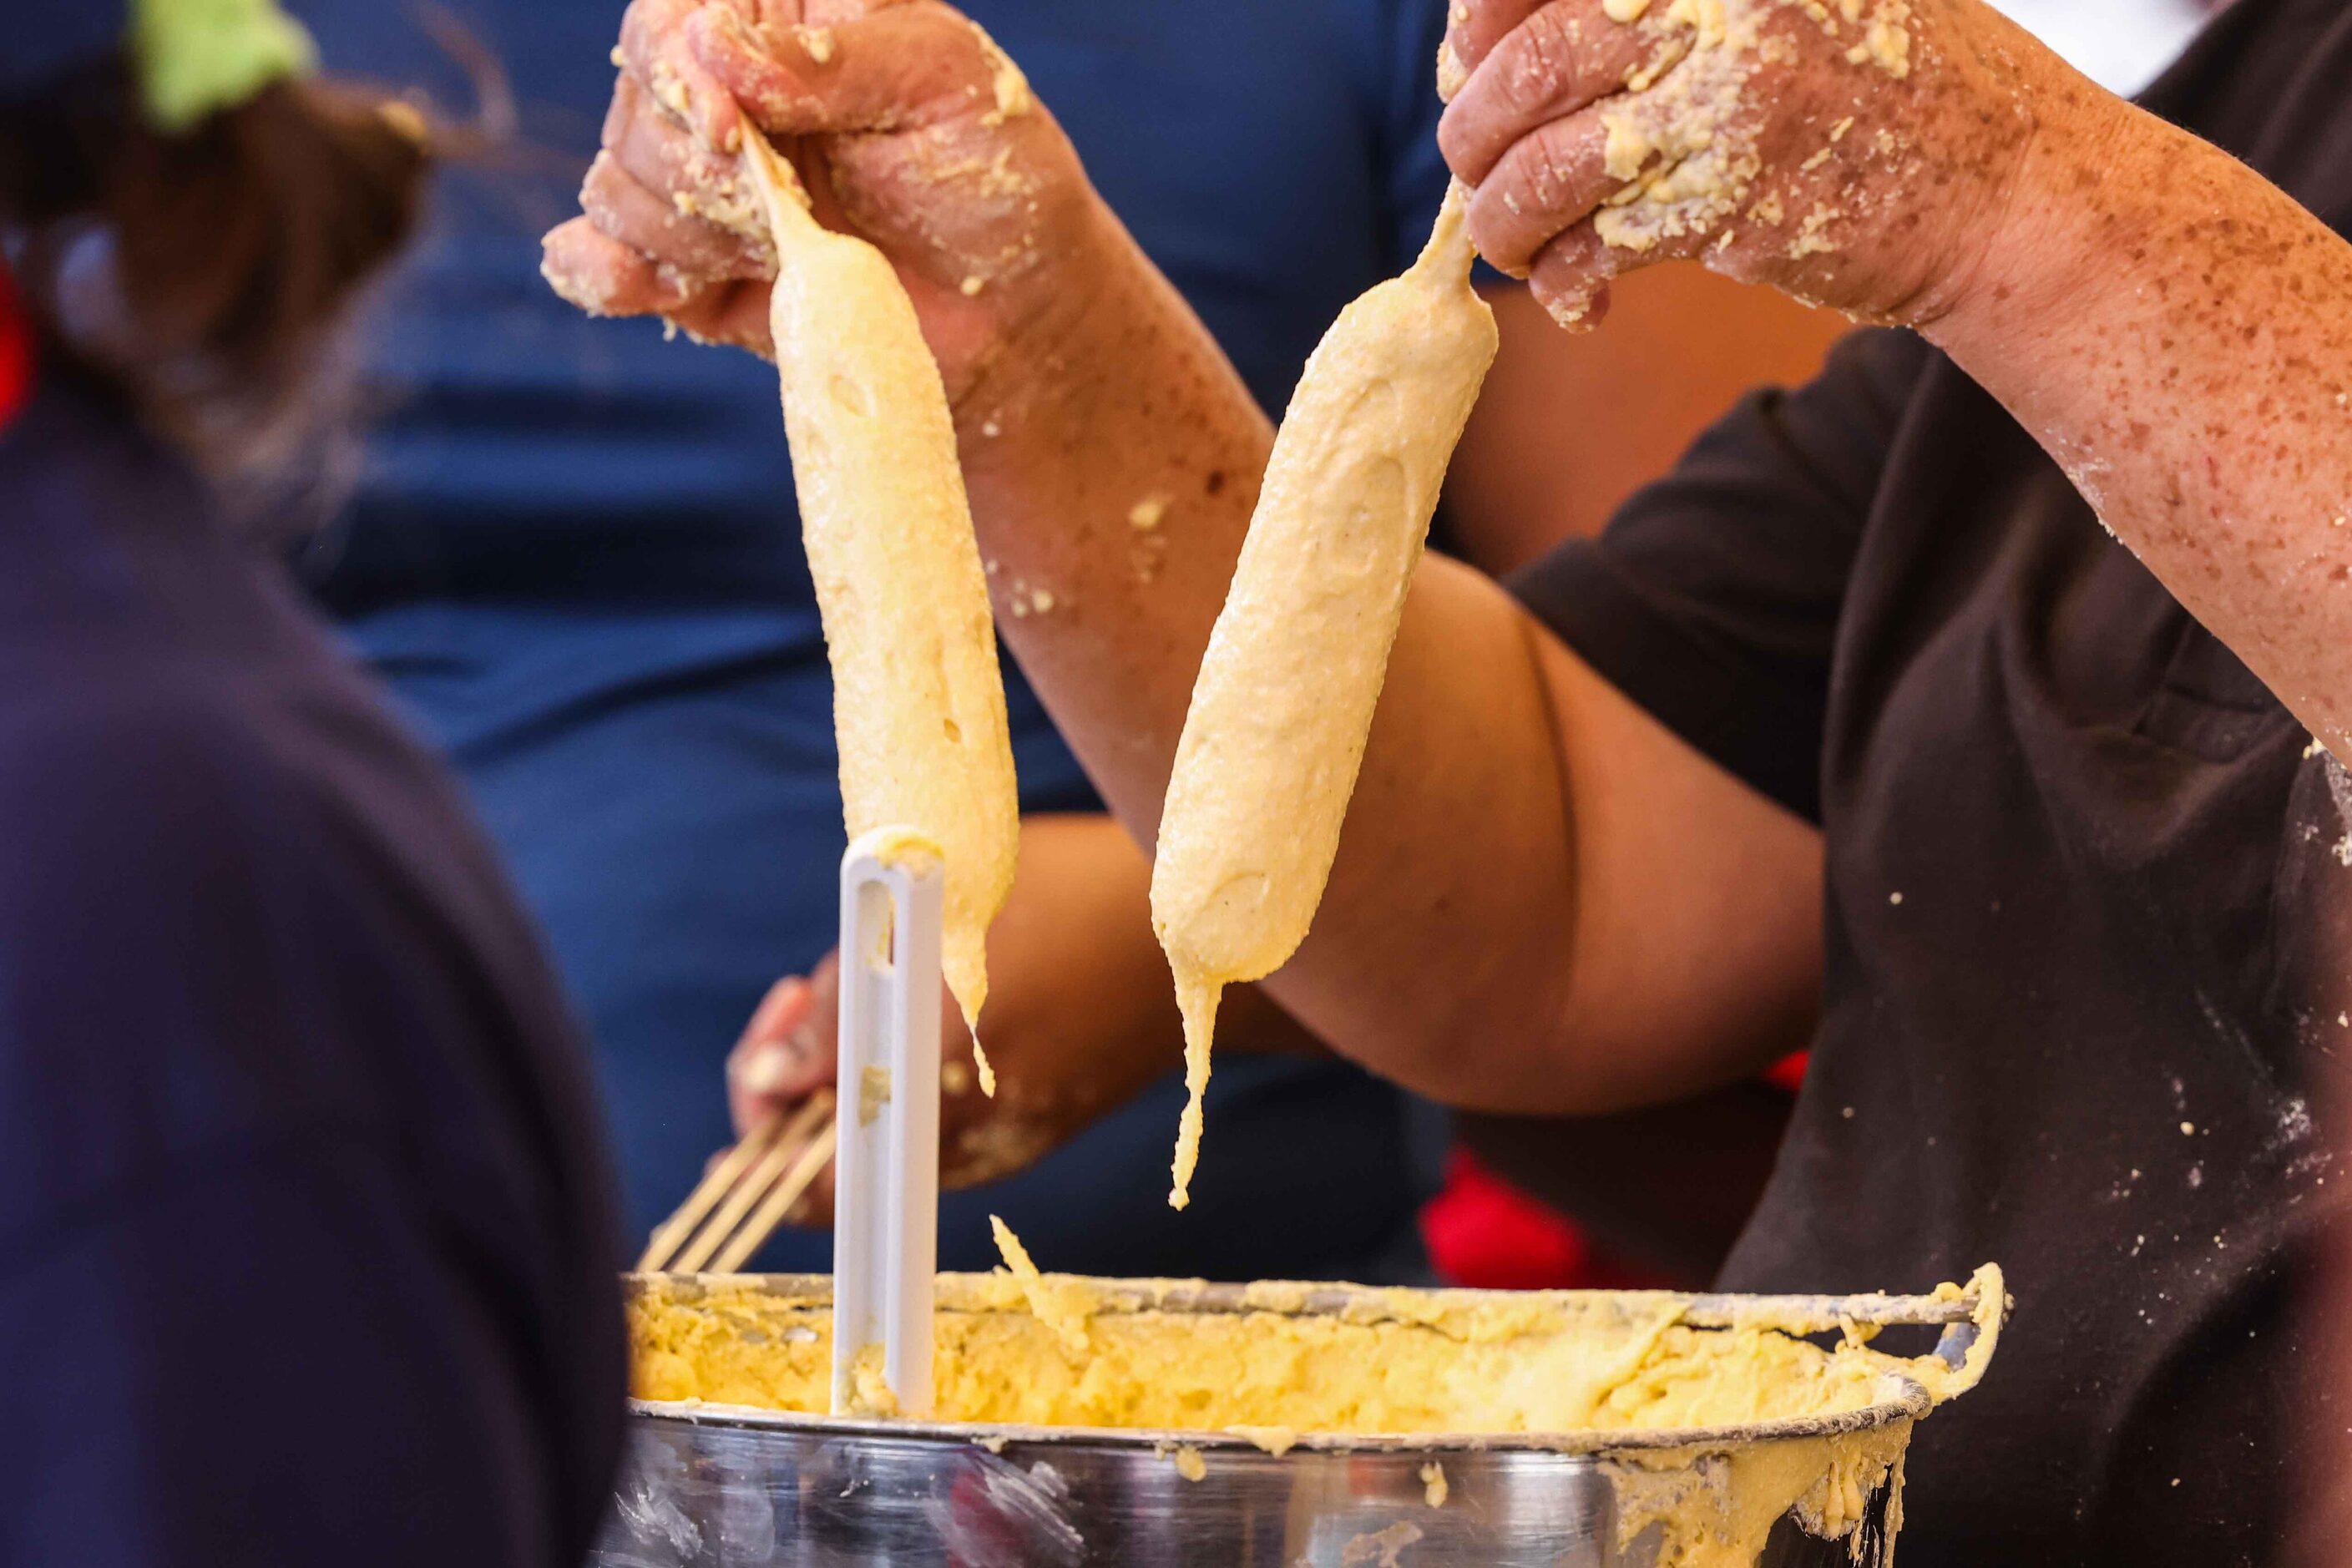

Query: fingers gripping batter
<box><xmin>544</xmin><ymin>0</ymin><xmax>1084</xmax><ymax>382</ymax></box>
<box><xmin>739</xmin><ymin>135</ymin><xmax>1019</xmax><ymax>1074</ymax></box>
<box><xmin>1149</xmin><ymin>190</ymin><xmax>1499</xmax><ymax>1209</ymax></box>
<box><xmin>1437</xmin><ymin>0</ymin><xmax>2044</xmax><ymax>330</ymax></box>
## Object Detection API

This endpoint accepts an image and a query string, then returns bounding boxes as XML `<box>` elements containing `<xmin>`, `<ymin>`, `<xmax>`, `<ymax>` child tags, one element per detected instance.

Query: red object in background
<box><xmin>1421</xmin><ymin>1148</ymin><xmax>1590</xmax><ymax>1290</ymax></box>
<box><xmin>1420</xmin><ymin>1149</ymin><xmax>1671</xmax><ymax>1292</ymax></box>
<box><xmin>0</xmin><ymin>260</ymin><xmax>33</xmax><ymax>432</ymax></box>
<box><xmin>1424</xmin><ymin>1049</ymin><xmax>1810</xmax><ymax>1292</ymax></box>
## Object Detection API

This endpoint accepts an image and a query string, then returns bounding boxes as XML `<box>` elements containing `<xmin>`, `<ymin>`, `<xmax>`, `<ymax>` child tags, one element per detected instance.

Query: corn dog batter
<box><xmin>630</xmin><ymin>1264</ymin><xmax>2001</xmax><ymax>1567</ymax></box>
<box><xmin>1151</xmin><ymin>188</ymin><xmax>1499</xmax><ymax>1206</ymax></box>
<box><xmin>741</xmin><ymin>138</ymin><xmax>1017</xmax><ymax>1066</ymax></box>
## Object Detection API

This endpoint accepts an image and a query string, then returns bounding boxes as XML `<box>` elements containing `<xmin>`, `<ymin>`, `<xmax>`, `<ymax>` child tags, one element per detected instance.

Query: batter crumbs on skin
<box><xmin>1004</xmin><ymin>580</ymin><xmax>1058</xmax><ymax>618</ymax></box>
<box><xmin>1583</xmin><ymin>0</ymin><xmax>1912</xmax><ymax>259</ymax></box>
<box><xmin>1788</xmin><ymin>203</ymin><xmax>1844</xmax><ymax>259</ymax></box>
<box><xmin>969</xmin><ymin>20</ymin><xmax>1033</xmax><ymax>125</ymax></box>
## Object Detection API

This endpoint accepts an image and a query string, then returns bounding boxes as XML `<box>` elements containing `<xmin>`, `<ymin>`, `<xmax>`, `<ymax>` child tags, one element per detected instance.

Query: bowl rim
<box><xmin>623</xmin><ymin>1378</ymin><xmax>1934</xmax><ymax>1456</ymax></box>
<box><xmin>622</xmin><ymin>1268</ymin><xmax>1968</xmax><ymax>1457</ymax></box>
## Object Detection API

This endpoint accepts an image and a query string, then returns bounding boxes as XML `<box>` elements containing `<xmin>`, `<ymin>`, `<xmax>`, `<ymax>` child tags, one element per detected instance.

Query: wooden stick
<box><xmin>712</xmin><ymin>1117</ymin><xmax>840</xmax><ymax>1273</ymax></box>
<box><xmin>636</xmin><ymin>1116</ymin><xmax>784</xmax><ymax>1272</ymax></box>
<box><xmin>642</xmin><ymin>1091</ymin><xmax>835</xmax><ymax>1272</ymax></box>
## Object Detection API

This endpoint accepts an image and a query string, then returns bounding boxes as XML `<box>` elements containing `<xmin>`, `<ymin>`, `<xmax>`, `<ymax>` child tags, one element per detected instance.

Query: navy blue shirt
<box><xmin>302</xmin><ymin>0</ymin><xmax>1455</xmax><ymax>1280</ymax></box>
<box><xmin>0</xmin><ymin>374</ymin><xmax>625</xmax><ymax>1565</ymax></box>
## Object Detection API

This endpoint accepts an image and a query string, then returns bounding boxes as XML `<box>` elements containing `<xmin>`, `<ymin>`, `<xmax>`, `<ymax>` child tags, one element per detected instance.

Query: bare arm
<box><xmin>557</xmin><ymin>0</ymin><xmax>1826</xmax><ymax>1115</ymax></box>
<box><xmin>1440</xmin><ymin>0</ymin><xmax>2352</xmax><ymax>757</ymax></box>
<box><xmin>1933</xmin><ymin>94</ymin><xmax>2352</xmax><ymax>756</ymax></box>
<box><xmin>951</xmin><ymin>205</ymin><xmax>1823</xmax><ymax>1114</ymax></box>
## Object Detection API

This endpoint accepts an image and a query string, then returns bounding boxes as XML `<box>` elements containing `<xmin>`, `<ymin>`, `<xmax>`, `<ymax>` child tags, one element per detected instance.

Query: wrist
<box><xmin>952</xmin><ymin>200</ymin><xmax>1271</xmax><ymax>521</ymax></box>
<box><xmin>1920</xmin><ymin>64</ymin><xmax>2148</xmax><ymax>355</ymax></box>
<box><xmin>948</xmin><ymin>202</ymin><xmax>1135</xmax><ymax>440</ymax></box>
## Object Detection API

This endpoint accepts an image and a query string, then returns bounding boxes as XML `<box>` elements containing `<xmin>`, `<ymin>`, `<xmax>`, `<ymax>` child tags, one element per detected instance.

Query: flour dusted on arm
<box><xmin>1149</xmin><ymin>189</ymin><xmax>1499</xmax><ymax>1206</ymax></box>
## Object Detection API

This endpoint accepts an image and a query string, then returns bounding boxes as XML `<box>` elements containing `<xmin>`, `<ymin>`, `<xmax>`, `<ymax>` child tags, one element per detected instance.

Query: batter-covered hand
<box><xmin>542</xmin><ymin>0</ymin><xmax>1104</xmax><ymax>402</ymax></box>
<box><xmin>1437</xmin><ymin>0</ymin><xmax>2071</xmax><ymax>329</ymax></box>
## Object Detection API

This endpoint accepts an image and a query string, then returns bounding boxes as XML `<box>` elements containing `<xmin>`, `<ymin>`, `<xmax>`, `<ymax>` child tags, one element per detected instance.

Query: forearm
<box><xmin>1933</xmin><ymin>75</ymin><xmax>2352</xmax><ymax>752</ymax></box>
<box><xmin>569</xmin><ymin>0</ymin><xmax>1827</xmax><ymax>1110</ymax></box>
<box><xmin>948</xmin><ymin>216</ymin><xmax>1586</xmax><ymax>1098</ymax></box>
<box><xmin>966</xmin><ymin>275</ymin><xmax>1808</xmax><ymax>1104</ymax></box>
<box><xmin>986</xmin><ymin>815</ymin><xmax>1323</xmax><ymax>1115</ymax></box>
<box><xmin>953</xmin><ymin>208</ymin><xmax>1275</xmax><ymax>836</ymax></box>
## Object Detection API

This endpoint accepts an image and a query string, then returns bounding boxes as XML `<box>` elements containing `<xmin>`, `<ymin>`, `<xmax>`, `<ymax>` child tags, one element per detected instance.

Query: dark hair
<box><xmin>0</xmin><ymin>57</ymin><xmax>430</xmax><ymax>522</ymax></box>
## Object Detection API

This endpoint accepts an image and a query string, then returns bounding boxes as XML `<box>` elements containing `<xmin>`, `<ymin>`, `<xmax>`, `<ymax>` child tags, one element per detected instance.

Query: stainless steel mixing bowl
<box><xmin>591</xmin><ymin>1273</ymin><xmax>2000</xmax><ymax>1568</ymax></box>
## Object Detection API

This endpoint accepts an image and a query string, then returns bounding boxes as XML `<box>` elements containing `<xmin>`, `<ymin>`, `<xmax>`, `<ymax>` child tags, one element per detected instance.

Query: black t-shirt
<box><xmin>0</xmin><ymin>375</ymin><xmax>625</xmax><ymax>1565</ymax></box>
<box><xmin>1510</xmin><ymin>3</ymin><xmax>2352</xmax><ymax>1561</ymax></box>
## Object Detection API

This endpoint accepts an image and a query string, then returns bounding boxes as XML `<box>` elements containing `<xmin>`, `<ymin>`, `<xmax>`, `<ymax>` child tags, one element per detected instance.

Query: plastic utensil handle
<box><xmin>831</xmin><ymin>827</ymin><xmax>945</xmax><ymax>1419</ymax></box>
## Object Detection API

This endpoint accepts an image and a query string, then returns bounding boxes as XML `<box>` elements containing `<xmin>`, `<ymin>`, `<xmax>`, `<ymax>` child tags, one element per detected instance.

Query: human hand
<box><xmin>1437</xmin><ymin>0</ymin><xmax>2071</xmax><ymax>329</ymax></box>
<box><xmin>723</xmin><ymin>948</ymin><xmax>1142</xmax><ymax>1220</ymax></box>
<box><xmin>541</xmin><ymin>0</ymin><xmax>1106</xmax><ymax>402</ymax></box>
<box><xmin>721</xmin><ymin>815</ymin><xmax>1326</xmax><ymax>1221</ymax></box>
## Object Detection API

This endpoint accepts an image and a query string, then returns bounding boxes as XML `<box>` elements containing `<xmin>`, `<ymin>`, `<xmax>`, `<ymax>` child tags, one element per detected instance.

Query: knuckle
<box><xmin>579</xmin><ymin>152</ymin><xmax>627</xmax><ymax>217</ymax></box>
<box><xmin>1466</xmin><ymin>185</ymin><xmax>1534</xmax><ymax>275</ymax></box>
<box><xmin>1459</xmin><ymin>0</ymin><xmax>1520</xmax><ymax>36</ymax></box>
<box><xmin>1521</xmin><ymin>119</ymin><xmax>1585</xmax><ymax>211</ymax></box>
<box><xmin>1503</xmin><ymin>6</ymin><xmax>1581</xmax><ymax>114</ymax></box>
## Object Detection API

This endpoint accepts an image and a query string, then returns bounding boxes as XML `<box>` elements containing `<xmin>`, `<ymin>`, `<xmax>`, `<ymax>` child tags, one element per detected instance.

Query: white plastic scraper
<box><xmin>830</xmin><ymin>826</ymin><xmax>945</xmax><ymax>1419</ymax></box>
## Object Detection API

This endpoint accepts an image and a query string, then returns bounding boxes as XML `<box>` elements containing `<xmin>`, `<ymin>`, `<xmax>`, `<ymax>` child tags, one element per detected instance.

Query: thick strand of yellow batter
<box><xmin>1150</xmin><ymin>189</ymin><xmax>1499</xmax><ymax>1206</ymax></box>
<box><xmin>742</xmin><ymin>139</ymin><xmax>1017</xmax><ymax>1068</ymax></box>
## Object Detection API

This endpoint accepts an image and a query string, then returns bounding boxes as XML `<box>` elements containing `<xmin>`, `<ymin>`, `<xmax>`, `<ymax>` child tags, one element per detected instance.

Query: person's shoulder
<box><xmin>0</xmin><ymin>669</ymin><xmax>360</xmax><ymax>1224</ymax></box>
<box><xmin>0</xmin><ymin>650</ymin><xmax>577</xmax><ymax>1244</ymax></box>
<box><xmin>0</xmin><ymin>635</ymin><xmax>524</xmax><ymax>1020</ymax></box>
<box><xmin>0</xmin><ymin>660</ymin><xmax>401</xmax><ymax>1069</ymax></box>
<box><xmin>0</xmin><ymin>657</ymin><xmax>311</xmax><ymax>879</ymax></box>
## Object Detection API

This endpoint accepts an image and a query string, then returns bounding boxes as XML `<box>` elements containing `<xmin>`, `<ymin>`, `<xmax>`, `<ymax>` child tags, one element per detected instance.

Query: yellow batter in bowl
<box><xmin>630</xmin><ymin>1266</ymin><xmax>2000</xmax><ymax>1439</ymax></box>
<box><xmin>626</xmin><ymin>1267</ymin><xmax>2001</xmax><ymax>1567</ymax></box>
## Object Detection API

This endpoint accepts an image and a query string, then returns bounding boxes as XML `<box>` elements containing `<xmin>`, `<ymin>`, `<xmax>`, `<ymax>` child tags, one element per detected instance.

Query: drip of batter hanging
<box><xmin>1151</xmin><ymin>188</ymin><xmax>1499</xmax><ymax>1206</ymax></box>
<box><xmin>741</xmin><ymin>137</ymin><xmax>1017</xmax><ymax>1083</ymax></box>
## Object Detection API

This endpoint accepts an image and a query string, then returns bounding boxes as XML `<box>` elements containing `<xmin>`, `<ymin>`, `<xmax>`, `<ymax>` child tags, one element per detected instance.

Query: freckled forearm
<box><xmin>950</xmin><ymin>208</ymin><xmax>1275</xmax><ymax>841</ymax></box>
<box><xmin>939</xmin><ymin>213</ymin><xmax>1596</xmax><ymax>1094</ymax></box>
<box><xmin>1932</xmin><ymin>83</ymin><xmax>2352</xmax><ymax>751</ymax></box>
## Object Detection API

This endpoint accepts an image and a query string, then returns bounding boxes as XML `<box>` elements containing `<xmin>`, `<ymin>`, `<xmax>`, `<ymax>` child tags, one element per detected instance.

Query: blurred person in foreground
<box><xmin>0</xmin><ymin>6</ymin><xmax>622</xmax><ymax>1562</ymax></box>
